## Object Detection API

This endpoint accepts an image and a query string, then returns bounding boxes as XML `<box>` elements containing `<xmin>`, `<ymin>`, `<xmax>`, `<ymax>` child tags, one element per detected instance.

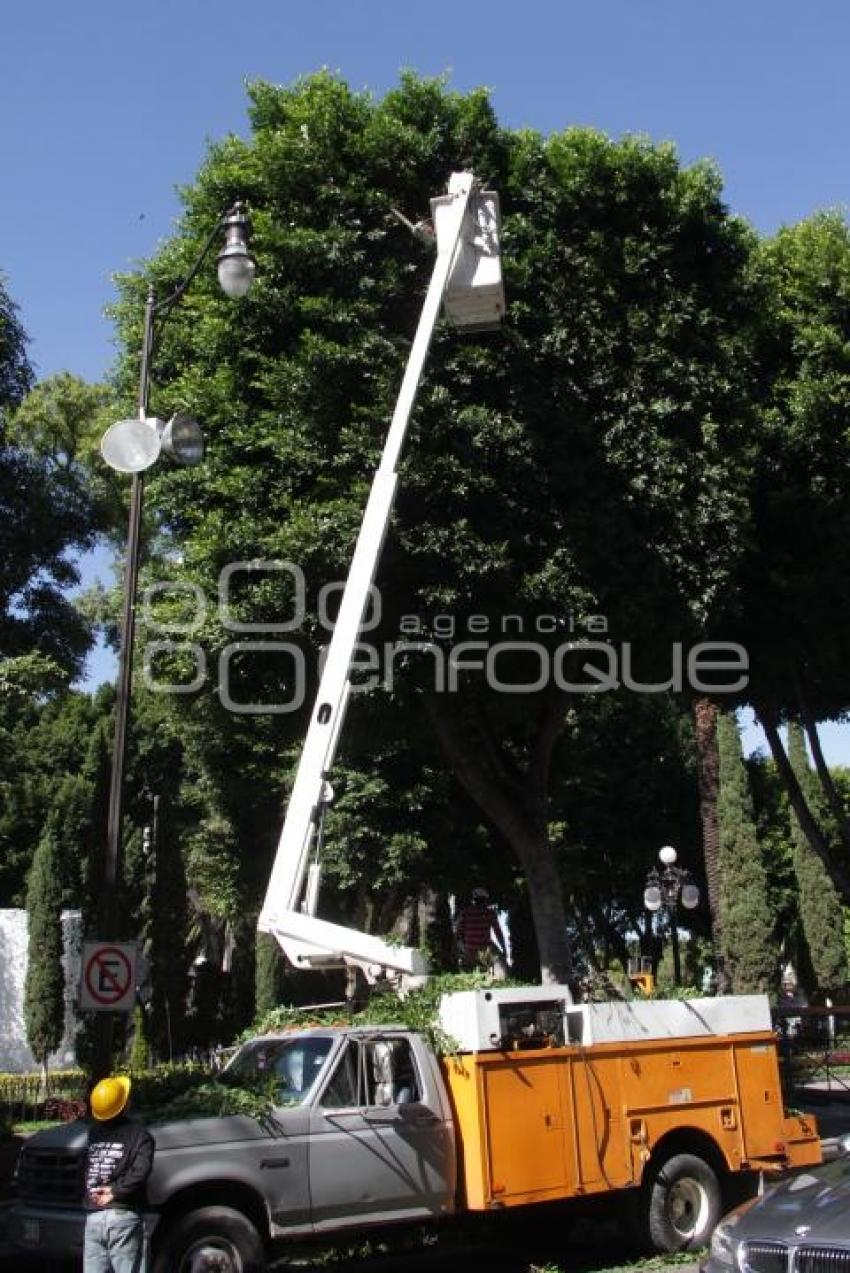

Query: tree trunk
<box><xmin>692</xmin><ymin>696</ymin><xmax>729</xmax><ymax>992</ymax></box>
<box><xmin>514</xmin><ymin>834</ymin><xmax>573</xmax><ymax>984</ymax></box>
<box><xmin>424</xmin><ymin>693</ymin><xmax>573</xmax><ymax>985</ymax></box>
<box><xmin>795</xmin><ymin>670</ymin><xmax>850</xmax><ymax>859</ymax></box>
<box><xmin>757</xmin><ymin>701</ymin><xmax>850</xmax><ymax>903</ymax></box>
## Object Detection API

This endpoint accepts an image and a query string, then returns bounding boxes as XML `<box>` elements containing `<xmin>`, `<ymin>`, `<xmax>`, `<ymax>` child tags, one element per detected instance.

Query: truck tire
<box><xmin>644</xmin><ymin>1152</ymin><xmax>722</xmax><ymax>1252</ymax></box>
<box><xmin>152</xmin><ymin>1205</ymin><xmax>265</xmax><ymax>1273</ymax></box>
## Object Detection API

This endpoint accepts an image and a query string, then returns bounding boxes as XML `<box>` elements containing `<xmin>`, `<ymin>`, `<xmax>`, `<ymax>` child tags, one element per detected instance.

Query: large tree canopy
<box><xmin>110</xmin><ymin>73</ymin><xmax>766</xmax><ymax>982</ymax></box>
<box><xmin>0</xmin><ymin>310</ymin><xmax>98</xmax><ymax>679</ymax></box>
<box><xmin>0</xmin><ymin>275</ymin><xmax>32</xmax><ymax>418</ymax></box>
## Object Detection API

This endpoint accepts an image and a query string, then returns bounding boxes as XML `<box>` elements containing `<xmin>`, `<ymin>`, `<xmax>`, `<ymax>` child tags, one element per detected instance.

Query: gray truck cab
<box><xmin>5</xmin><ymin>1027</ymin><xmax>456</xmax><ymax>1272</ymax></box>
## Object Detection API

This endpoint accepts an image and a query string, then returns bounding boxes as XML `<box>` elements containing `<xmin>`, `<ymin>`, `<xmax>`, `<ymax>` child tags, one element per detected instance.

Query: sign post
<box><xmin>80</xmin><ymin>942</ymin><xmax>137</xmax><ymax>1013</ymax></box>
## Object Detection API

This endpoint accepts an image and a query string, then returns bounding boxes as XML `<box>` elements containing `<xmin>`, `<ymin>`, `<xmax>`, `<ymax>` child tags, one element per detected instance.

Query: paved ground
<box><xmin>796</xmin><ymin>1081</ymin><xmax>850</xmax><ymax>1153</ymax></box>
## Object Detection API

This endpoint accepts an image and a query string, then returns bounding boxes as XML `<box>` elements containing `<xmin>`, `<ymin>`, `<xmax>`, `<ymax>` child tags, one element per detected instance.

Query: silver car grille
<box><xmin>743</xmin><ymin>1243</ymin><xmax>850</xmax><ymax>1273</ymax></box>
<box><xmin>797</xmin><ymin>1248</ymin><xmax>850</xmax><ymax>1273</ymax></box>
<box><xmin>743</xmin><ymin>1241</ymin><xmax>789</xmax><ymax>1273</ymax></box>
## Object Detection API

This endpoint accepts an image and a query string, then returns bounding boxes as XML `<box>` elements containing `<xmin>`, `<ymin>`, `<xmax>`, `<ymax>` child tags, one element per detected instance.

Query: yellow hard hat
<box><xmin>90</xmin><ymin>1075</ymin><xmax>131</xmax><ymax>1121</ymax></box>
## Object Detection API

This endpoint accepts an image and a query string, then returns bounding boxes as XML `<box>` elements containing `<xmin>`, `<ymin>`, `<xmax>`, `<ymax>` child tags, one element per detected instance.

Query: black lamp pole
<box><xmin>100</xmin><ymin>288</ymin><xmax>155</xmax><ymax>946</ymax></box>
<box><xmin>643</xmin><ymin>846</ymin><xmax>699</xmax><ymax>988</ymax></box>
<box><xmin>94</xmin><ymin>206</ymin><xmax>254</xmax><ymax>1077</ymax></box>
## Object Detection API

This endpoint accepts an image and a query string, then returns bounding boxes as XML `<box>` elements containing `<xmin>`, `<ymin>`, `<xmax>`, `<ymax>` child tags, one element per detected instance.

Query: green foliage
<box><xmin>645</xmin><ymin>981</ymin><xmax>704</xmax><ymax>1002</ymax></box>
<box><xmin>0</xmin><ymin>1070</ymin><xmax>87</xmax><ymax>1126</ymax></box>
<box><xmin>124</xmin><ymin>1062</ymin><xmax>274</xmax><ymax>1124</ymax></box>
<box><xmin>129</xmin><ymin>1005</ymin><xmax>151</xmax><ymax>1072</ymax></box>
<box><xmin>146</xmin><ymin>1080</ymin><xmax>274</xmax><ymax>1124</ymax></box>
<box><xmin>744</xmin><ymin>216</ymin><xmax>850</xmax><ymax>722</ymax></box>
<box><xmin>0</xmin><ymin>1070</ymin><xmax>84</xmax><ymax>1097</ymax></box>
<box><xmin>255</xmin><ymin>931</ymin><xmax>287</xmax><ymax>1017</ymax></box>
<box><xmin>23</xmin><ymin>829</ymin><xmax>66</xmax><ymax>1067</ymax></box>
<box><xmin>0</xmin><ymin>273</ymin><xmax>33</xmax><ymax>421</ymax></box>
<box><xmin>717</xmin><ymin>711</ymin><xmax>777</xmax><ymax>993</ymax></box>
<box><xmin>584</xmin><ymin>1254</ymin><xmax>708</xmax><ymax>1273</ymax></box>
<box><xmin>788</xmin><ymin>722</ymin><xmax>848</xmax><ymax>995</ymax></box>
<box><xmin>9</xmin><ymin>373</ymin><xmax>119</xmax><ymax>536</ymax></box>
<box><xmin>124</xmin><ymin>751</ymin><xmax>191</xmax><ymax>1060</ymax></box>
<box><xmin>0</xmin><ymin>365</ymin><xmax>100</xmax><ymax>679</ymax></box>
<box><xmin>108</xmin><ymin>73</ymin><xmax>764</xmax><ymax>985</ymax></box>
<box><xmin>247</xmin><ymin>970</ymin><xmax>526</xmax><ymax>1055</ymax></box>
<box><xmin>0</xmin><ymin>441</ymin><xmax>94</xmax><ymax>675</ymax></box>
<box><xmin>0</xmin><ymin>677</ymin><xmax>111</xmax><ymax>911</ymax></box>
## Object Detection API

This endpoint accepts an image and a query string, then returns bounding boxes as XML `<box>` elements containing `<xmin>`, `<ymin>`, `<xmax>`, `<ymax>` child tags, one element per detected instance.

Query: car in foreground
<box><xmin>705</xmin><ymin>1146</ymin><xmax>850</xmax><ymax>1273</ymax></box>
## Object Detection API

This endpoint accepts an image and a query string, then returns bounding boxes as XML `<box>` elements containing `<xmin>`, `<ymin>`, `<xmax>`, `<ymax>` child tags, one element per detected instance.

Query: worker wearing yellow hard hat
<box><xmin>89</xmin><ymin>1075</ymin><xmax>131</xmax><ymax>1122</ymax></box>
<box><xmin>83</xmin><ymin>1075</ymin><xmax>154</xmax><ymax>1272</ymax></box>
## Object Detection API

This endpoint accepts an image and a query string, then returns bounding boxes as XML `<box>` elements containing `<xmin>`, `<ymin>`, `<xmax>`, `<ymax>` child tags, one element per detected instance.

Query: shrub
<box><xmin>43</xmin><ymin>1097</ymin><xmax>87</xmax><ymax>1122</ymax></box>
<box><xmin>0</xmin><ymin>1070</ymin><xmax>86</xmax><ymax>1122</ymax></box>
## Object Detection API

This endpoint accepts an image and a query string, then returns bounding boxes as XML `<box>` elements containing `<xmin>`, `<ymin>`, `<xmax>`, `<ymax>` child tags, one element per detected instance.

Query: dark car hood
<box><xmin>22</xmin><ymin>1108</ymin><xmax>301</xmax><ymax>1155</ymax></box>
<box><xmin>21</xmin><ymin>1121</ymin><xmax>90</xmax><ymax>1151</ymax></box>
<box><xmin>740</xmin><ymin>1161</ymin><xmax>850</xmax><ymax>1244</ymax></box>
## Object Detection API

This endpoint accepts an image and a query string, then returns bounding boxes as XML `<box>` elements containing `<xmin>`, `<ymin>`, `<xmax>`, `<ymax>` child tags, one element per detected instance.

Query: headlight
<box><xmin>709</xmin><ymin>1199</ymin><xmax>759</xmax><ymax>1268</ymax></box>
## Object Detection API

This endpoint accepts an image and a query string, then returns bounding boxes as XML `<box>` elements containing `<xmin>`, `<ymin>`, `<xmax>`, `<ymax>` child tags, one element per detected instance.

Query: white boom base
<box><xmin>261</xmin><ymin>908</ymin><xmax>429</xmax><ymax>980</ymax></box>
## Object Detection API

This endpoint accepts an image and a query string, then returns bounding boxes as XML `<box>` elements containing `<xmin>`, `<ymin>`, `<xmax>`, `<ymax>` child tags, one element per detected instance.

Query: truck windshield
<box><xmin>227</xmin><ymin>1036</ymin><xmax>334</xmax><ymax>1106</ymax></box>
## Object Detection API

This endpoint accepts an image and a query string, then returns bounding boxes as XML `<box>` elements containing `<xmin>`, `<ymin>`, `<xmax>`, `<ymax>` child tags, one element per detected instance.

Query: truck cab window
<box><xmin>227</xmin><ymin>1036</ymin><xmax>334</xmax><ymax>1105</ymax></box>
<box><xmin>366</xmin><ymin>1039</ymin><xmax>421</xmax><ymax>1107</ymax></box>
<box><xmin>320</xmin><ymin>1038</ymin><xmax>422</xmax><ymax>1109</ymax></box>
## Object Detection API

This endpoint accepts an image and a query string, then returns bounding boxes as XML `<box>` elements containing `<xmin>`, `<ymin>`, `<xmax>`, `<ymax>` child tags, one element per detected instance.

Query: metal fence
<box><xmin>0</xmin><ymin>1071</ymin><xmax>87</xmax><ymax>1124</ymax></box>
<box><xmin>774</xmin><ymin>1005</ymin><xmax>850</xmax><ymax>1100</ymax></box>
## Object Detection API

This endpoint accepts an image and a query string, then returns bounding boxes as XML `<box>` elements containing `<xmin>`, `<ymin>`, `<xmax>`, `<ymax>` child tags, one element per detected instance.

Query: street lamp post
<box><xmin>95</xmin><ymin>204</ymin><xmax>254</xmax><ymax>1074</ymax></box>
<box><xmin>643</xmin><ymin>845</ymin><xmax>699</xmax><ymax>987</ymax></box>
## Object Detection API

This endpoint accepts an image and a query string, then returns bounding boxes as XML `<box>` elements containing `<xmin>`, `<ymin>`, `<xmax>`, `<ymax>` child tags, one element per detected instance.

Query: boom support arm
<box><xmin>258</xmin><ymin>173</ymin><xmax>503</xmax><ymax>978</ymax></box>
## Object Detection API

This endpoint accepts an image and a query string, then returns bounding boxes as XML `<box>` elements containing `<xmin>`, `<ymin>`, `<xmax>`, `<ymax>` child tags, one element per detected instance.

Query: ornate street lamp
<box><xmin>95</xmin><ymin>204</ymin><xmax>254</xmax><ymax>1073</ymax></box>
<box><xmin>643</xmin><ymin>845</ymin><xmax>700</xmax><ymax>986</ymax></box>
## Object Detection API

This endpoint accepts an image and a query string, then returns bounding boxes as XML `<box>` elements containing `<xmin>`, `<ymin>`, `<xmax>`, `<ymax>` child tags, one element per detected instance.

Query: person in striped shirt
<box><xmin>455</xmin><ymin>888</ymin><xmax>507</xmax><ymax>975</ymax></box>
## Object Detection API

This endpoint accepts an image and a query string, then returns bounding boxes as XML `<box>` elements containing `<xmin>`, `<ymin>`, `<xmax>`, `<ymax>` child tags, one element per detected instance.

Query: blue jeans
<box><xmin>84</xmin><ymin>1208</ymin><xmax>145</xmax><ymax>1273</ymax></box>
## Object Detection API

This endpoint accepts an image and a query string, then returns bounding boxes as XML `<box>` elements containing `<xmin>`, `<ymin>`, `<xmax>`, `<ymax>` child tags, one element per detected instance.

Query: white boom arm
<box><xmin>259</xmin><ymin>172</ymin><xmax>504</xmax><ymax>978</ymax></box>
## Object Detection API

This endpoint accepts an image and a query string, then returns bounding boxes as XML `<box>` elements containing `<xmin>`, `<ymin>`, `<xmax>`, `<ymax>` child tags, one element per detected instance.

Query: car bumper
<box><xmin>4</xmin><ymin>1202</ymin><xmax>86</xmax><ymax>1258</ymax></box>
<box><xmin>3</xmin><ymin>1203</ymin><xmax>160</xmax><ymax>1260</ymax></box>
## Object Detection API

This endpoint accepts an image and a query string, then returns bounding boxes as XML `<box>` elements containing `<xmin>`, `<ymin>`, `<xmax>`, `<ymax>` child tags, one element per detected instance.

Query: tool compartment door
<box><xmin>733</xmin><ymin>1037</ymin><xmax>783</xmax><ymax>1158</ymax></box>
<box><xmin>482</xmin><ymin>1057</ymin><xmax>567</xmax><ymax>1202</ymax></box>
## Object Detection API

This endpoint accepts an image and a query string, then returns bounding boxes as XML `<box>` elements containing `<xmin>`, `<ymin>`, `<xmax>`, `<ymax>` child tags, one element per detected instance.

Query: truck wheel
<box><xmin>644</xmin><ymin>1152</ymin><xmax>722</xmax><ymax>1252</ymax></box>
<box><xmin>152</xmin><ymin>1205</ymin><xmax>265</xmax><ymax>1273</ymax></box>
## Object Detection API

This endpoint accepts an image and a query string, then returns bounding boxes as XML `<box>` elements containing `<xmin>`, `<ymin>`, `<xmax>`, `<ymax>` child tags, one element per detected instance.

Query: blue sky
<box><xmin>3</xmin><ymin>0</ymin><xmax>849</xmax><ymax>759</ymax></box>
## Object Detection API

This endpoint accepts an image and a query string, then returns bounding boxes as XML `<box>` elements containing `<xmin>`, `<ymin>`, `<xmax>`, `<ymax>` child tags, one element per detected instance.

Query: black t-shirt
<box><xmin>84</xmin><ymin>1116</ymin><xmax>154</xmax><ymax>1212</ymax></box>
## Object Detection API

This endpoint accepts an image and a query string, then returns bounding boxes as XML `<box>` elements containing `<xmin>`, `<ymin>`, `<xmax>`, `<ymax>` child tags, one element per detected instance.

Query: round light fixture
<box><xmin>160</xmin><ymin>413</ymin><xmax>204</xmax><ymax>467</ymax></box>
<box><xmin>659</xmin><ymin>844</ymin><xmax>678</xmax><ymax>866</ymax></box>
<box><xmin>681</xmin><ymin>882</ymin><xmax>700</xmax><ymax>910</ymax></box>
<box><xmin>217</xmin><ymin>204</ymin><xmax>256</xmax><ymax>299</ymax></box>
<box><xmin>643</xmin><ymin>884</ymin><xmax>662</xmax><ymax>913</ymax></box>
<box><xmin>100</xmin><ymin>418</ymin><xmax>162</xmax><ymax>473</ymax></box>
<box><xmin>218</xmin><ymin>251</ymin><xmax>256</xmax><ymax>298</ymax></box>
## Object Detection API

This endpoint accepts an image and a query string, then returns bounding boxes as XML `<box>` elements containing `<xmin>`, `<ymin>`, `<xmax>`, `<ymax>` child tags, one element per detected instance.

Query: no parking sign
<box><xmin>79</xmin><ymin>942</ymin><xmax>137</xmax><ymax>1013</ymax></box>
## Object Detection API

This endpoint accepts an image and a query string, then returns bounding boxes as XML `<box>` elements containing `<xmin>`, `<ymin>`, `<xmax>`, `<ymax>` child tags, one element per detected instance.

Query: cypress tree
<box><xmin>129</xmin><ymin>1003</ymin><xmax>151</xmax><ymax>1071</ymax></box>
<box><xmin>23</xmin><ymin>828</ymin><xmax>65</xmax><ymax>1085</ymax></box>
<box><xmin>717</xmin><ymin>711</ymin><xmax>777</xmax><ymax>993</ymax></box>
<box><xmin>255</xmin><ymin>931</ymin><xmax>287</xmax><ymax>1018</ymax></box>
<box><xmin>74</xmin><ymin>721</ymin><xmax>112</xmax><ymax>1074</ymax></box>
<box><xmin>787</xmin><ymin>721</ymin><xmax>848</xmax><ymax>996</ymax></box>
<box><xmin>130</xmin><ymin>798</ymin><xmax>189</xmax><ymax>1062</ymax></box>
